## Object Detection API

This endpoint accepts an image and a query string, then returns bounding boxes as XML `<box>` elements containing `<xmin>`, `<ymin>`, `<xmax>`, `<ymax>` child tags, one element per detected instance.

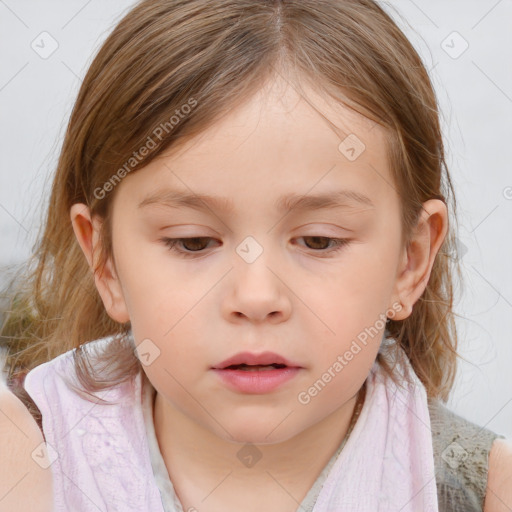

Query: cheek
<box><xmin>293</xmin><ymin>339</ymin><xmax>377</xmax><ymax>436</ymax></box>
<box><xmin>132</xmin><ymin>325</ymin><xmax>205</xmax><ymax>411</ymax></box>
<box><xmin>313</xmin><ymin>256</ymin><xmax>395</xmax><ymax>323</ymax></box>
<box><xmin>340</xmin><ymin>227</ymin><xmax>402</xmax><ymax>307</ymax></box>
<box><xmin>302</xmin><ymin>253</ymin><xmax>396</xmax><ymax>362</ymax></box>
<box><xmin>114</xmin><ymin>238</ymin><xmax>201</xmax><ymax>321</ymax></box>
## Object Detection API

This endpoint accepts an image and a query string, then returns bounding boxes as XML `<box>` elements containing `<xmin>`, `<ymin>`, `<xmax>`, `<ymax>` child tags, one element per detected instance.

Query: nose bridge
<box><xmin>234</xmin><ymin>234</ymin><xmax>278</xmax><ymax>290</ymax></box>
<box><xmin>227</xmin><ymin>234</ymin><xmax>291</xmax><ymax>321</ymax></box>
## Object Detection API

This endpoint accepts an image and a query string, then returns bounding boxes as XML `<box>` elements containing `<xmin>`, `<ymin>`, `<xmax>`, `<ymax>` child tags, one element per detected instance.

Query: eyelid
<box><xmin>158</xmin><ymin>235</ymin><xmax>351</xmax><ymax>259</ymax></box>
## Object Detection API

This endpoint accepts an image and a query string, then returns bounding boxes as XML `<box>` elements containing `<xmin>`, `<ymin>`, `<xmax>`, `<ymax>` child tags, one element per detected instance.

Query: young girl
<box><xmin>1</xmin><ymin>0</ymin><xmax>511</xmax><ymax>511</ymax></box>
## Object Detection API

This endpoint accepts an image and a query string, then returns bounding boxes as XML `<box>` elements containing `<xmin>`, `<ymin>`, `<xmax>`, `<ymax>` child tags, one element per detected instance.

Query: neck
<box><xmin>153</xmin><ymin>384</ymin><xmax>365</xmax><ymax>509</ymax></box>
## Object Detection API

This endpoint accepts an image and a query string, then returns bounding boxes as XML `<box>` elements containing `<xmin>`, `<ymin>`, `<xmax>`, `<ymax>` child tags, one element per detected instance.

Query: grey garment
<box><xmin>142</xmin><ymin>372</ymin><xmax>505</xmax><ymax>512</ymax></box>
<box><xmin>428</xmin><ymin>397</ymin><xmax>506</xmax><ymax>512</ymax></box>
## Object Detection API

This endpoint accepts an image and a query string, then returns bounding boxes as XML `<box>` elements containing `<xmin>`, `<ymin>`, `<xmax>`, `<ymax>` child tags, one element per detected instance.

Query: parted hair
<box><xmin>0</xmin><ymin>0</ymin><xmax>463</xmax><ymax>428</ymax></box>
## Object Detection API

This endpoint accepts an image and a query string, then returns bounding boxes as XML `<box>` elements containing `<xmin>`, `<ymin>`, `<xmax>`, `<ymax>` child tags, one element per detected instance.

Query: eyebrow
<box><xmin>137</xmin><ymin>188</ymin><xmax>375</xmax><ymax>213</ymax></box>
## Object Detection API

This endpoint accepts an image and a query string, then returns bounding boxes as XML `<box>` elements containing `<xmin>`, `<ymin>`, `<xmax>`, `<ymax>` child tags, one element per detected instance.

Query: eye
<box><xmin>160</xmin><ymin>237</ymin><xmax>219</xmax><ymax>258</ymax></box>
<box><xmin>294</xmin><ymin>236</ymin><xmax>350</xmax><ymax>256</ymax></box>
<box><xmin>159</xmin><ymin>236</ymin><xmax>350</xmax><ymax>259</ymax></box>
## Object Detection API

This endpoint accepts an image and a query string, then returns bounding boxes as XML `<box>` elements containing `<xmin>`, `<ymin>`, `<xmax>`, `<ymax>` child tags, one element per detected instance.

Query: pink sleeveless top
<box><xmin>24</xmin><ymin>335</ymin><xmax>440</xmax><ymax>512</ymax></box>
<box><xmin>24</xmin><ymin>337</ymin><xmax>165</xmax><ymax>512</ymax></box>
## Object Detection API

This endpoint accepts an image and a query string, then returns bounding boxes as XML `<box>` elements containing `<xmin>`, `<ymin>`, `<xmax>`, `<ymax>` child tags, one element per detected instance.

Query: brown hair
<box><xmin>0</xmin><ymin>0</ymin><xmax>463</xmax><ymax>428</ymax></box>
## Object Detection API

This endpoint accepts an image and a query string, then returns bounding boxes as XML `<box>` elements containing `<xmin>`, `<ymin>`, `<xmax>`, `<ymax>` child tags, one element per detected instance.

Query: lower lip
<box><xmin>212</xmin><ymin>367</ymin><xmax>301</xmax><ymax>394</ymax></box>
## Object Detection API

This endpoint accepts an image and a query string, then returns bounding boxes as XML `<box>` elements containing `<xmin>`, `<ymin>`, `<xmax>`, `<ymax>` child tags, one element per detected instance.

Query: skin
<box><xmin>0</xmin><ymin>384</ymin><xmax>54</xmax><ymax>512</ymax></box>
<box><xmin>485</xmin><ymin>438</ymin><xmax>512</xmax><ymax>511</ymax></box>
<box><xmin>69</xmin><ymin>74</ymin><xmax>511</xmax><ymax>511</ymax></box>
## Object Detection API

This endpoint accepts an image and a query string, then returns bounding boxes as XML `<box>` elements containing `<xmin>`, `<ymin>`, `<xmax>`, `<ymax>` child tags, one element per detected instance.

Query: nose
<box><xmin>222</xmin><ymin>247</ymin><xmax>292</xmax><ymax>324</ymax></box>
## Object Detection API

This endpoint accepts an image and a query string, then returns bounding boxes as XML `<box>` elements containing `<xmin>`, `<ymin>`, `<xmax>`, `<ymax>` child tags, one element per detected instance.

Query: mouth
<box><xmin>223</xmin><ymin>363</ymin><xmax>288</xmax><ymax>371</ymax></box>
<box><xmin>212</xmin><ymin>351</ymin><xmax>301</xmax><ymax>370</ymax></box>
<box><xmin>211</xmin><ymin>361</ymin><xmax>301</xmax><ymax>394</ymax></box>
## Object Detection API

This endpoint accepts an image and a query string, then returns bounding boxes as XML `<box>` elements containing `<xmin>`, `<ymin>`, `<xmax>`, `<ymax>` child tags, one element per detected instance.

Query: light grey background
<box><xmin>1</xmin><ymin>1</ymin><xmax>511</xmax><ymax>437</ymax></box>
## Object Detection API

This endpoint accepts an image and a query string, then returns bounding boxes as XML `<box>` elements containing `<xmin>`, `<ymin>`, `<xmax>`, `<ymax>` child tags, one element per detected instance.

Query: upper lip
<box><xmin>212</xmin><ymin>351</ymin><xmax>301</xmax><ymax>369</ymax></box>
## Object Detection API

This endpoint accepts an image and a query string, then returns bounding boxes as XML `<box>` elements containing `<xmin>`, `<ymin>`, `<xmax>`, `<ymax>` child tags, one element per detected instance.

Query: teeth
<box><xmin>239</xmin><ymin>366</ymin><xmax>275</xmax><ymax>371</ymax></box>
<box><xmin>228</xmin><ymin>364</ymin><xmax>286</xmax><ymax>371</ymax></box>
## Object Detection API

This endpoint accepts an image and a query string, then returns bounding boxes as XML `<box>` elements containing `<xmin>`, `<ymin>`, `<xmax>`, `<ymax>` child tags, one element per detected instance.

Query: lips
<box><xmin>212</xmin><ymin>351</ymin><xmax>301</xmax><ymax>370</ymax></box>
<box><xmin>211</xmin><ymin>351</ymin><xmax>303</xmax><ymax>394</ymax></box>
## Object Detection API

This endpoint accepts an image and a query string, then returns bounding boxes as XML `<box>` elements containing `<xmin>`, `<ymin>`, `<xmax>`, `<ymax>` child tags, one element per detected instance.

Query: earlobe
<box><xmin>95</xmin><ymin>261</ymin><xmax>131</xmax><ymax>324</ymax></box>
<box><xmin>69</xmin><ymin>203</ymin><xmax>130</xmax><ymax>324</ymax></box>
<box><xmin>388</xmin><ymin>199</ymin><xmax>448</xmax><ymax>322</ymax></box>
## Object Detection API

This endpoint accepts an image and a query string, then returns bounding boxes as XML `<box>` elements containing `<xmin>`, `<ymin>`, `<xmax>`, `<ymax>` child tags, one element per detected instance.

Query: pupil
<box><xmin>305</xmin><ymin>236</ymin><xmax>329</xmax><ymax>250</ymax></box>
<box><xmin>183</xmin><ymin>237</ymin><xmax>208</xmax><ymax>251</ymax></box>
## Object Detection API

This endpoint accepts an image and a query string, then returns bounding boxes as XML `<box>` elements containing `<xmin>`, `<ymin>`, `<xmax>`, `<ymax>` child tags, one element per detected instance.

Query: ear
<box><xmin>388</xmin><ymin>199</ymin><xmax>449</xmax><ymax>321</ymax></box>
<box><xmin>70</xmin><ymin>203</ymin><xmax>130</xmax><ymax>324</ymax></box>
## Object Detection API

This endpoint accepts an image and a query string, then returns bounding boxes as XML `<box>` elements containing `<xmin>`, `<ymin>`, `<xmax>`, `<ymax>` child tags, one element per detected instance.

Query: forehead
<box><xmin>114</xmin><ymin>75</ymin><xmax>397</xmax><ymax>215</ymax></box>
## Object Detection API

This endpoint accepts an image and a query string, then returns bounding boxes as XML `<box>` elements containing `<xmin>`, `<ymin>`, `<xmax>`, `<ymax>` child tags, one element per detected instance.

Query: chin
<box><xmin>214</xmin><ymin>419</ymin><xmax>300</xmax><ymax>447</ymax></box>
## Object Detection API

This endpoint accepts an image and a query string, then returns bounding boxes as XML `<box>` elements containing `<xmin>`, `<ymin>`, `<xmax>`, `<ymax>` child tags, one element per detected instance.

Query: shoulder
<box><xmin>0</xmin><ymin>385</ymin><xmax>53</xmax><ymax>512</ymax></box>
<box><xmin>428</xmin><ymin>398</ymin><xmax>505</xmax><ymax>512</ymax></box>
<box><xmin>484</xmin><ymin>438</ymin><xmax>512</xmax><ymax>512</ymax></box>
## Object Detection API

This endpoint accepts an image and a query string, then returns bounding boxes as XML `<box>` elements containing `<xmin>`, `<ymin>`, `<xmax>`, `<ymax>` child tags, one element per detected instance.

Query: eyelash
<box><xmin>159</xmin><ymin>236</ymin><xmax>350</xmax><ymax>258</ymax></box>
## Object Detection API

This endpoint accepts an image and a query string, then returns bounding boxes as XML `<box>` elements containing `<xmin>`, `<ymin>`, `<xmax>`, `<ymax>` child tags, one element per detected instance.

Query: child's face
<box><xmin>88</xmin><ymin>75</ymin><xmax>424</xmax><ymax>444</ymax></box>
